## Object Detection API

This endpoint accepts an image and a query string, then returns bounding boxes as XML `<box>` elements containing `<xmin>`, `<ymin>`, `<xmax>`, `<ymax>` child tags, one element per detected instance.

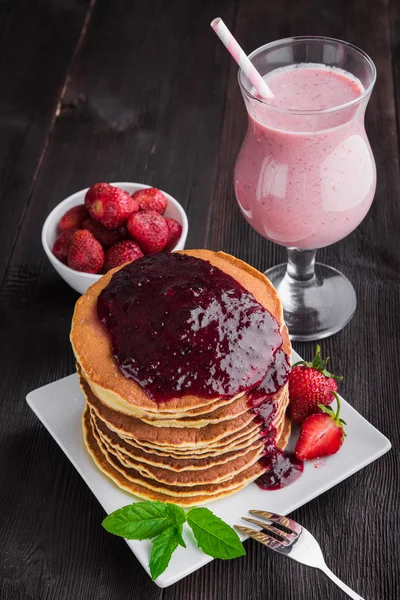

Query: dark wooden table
<box><xmin>1</xmin><ymin>0</ymin><xmax>399</xmax><ymax>598</ymax></box>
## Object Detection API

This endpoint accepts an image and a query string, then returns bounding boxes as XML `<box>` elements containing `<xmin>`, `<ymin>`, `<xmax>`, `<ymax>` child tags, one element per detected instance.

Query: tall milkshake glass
<box><xmin>234</xmin><ymin>37</ymin><xmax>376</xmax><ymax>341</ymax></box>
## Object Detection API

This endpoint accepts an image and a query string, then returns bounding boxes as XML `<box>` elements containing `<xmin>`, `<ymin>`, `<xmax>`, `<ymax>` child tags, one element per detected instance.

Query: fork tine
<box><xmin>234</xmin><ymin>525</ymin><xmax>285</xmax><ymax>550</ymax></box>
<box><xmin>243</xmin><ymin>517</ymin><xmax>298</xmax><ymax>541</ymax></box>
<box><xmin>241</xmin><ymin>517</ymin><xmax>269</xmax><ymax>529</ymax></box>
<box><xmin>249</xmin><ymin>510</ymin><xmax>302</xmax><ymax>535</ymax></box>
<box><xmin>241</xmin><ymin>518</ymin><xmax>295</xmax><ymax>546</ymax></box>
<box><xmin>263</xmin><ymin>524</ymin><xmax>298</xmax><ymax>543</ymax></box>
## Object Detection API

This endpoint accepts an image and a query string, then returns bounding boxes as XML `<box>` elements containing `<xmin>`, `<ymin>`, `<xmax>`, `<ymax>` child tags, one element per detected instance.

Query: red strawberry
<box><xmin>52</xmin><ymin>228</ymin><xmax>78</xmax><ymax>263</ymax></box>
<box><xmin>295</xmin><ymin>393</ymin><xmax>346</xmax><ymax>460</ymax></box>
<box><xmin>87</xmin><ymin>185</ymin><xmax>139</xmax><ymax>230</ymax></box>
<box><xmin>82</xmin><ymin>218</ymin><xmax>127</xmax><ymax>248</ymax></box>
<box><xmin>132</xmin><ymin>187</ymin><xmax>167</xmax><ymax>214</ymax></box>
<box><xmin>127</xmin><ymin>210</ymin><xmax>168</xmax><ymax>254</ymax></box>
<box><xmin>289</xmin><ymin>345</ymin><xmax>342</xmax><ymax>425</ymax></box>
<box><xmin>68</xmin><ymin>230</ymin><xmax>104</xmax><ymax>273</ymax></box>
<box><xmin>59</xmin><ymin>205</ymin><xmax>89</xmax><ymax>231</ymax></box>
<box><xmin>164</xmin><ymin>218</ymin><xmax>182</xmax><ymax>250</ymax></box>
<box><xmin>84</xmin><ymin>182</ymin><xmax>112</xmax><ymax>210</ymax></box>
<box><xmin>103</xmin><ymin>240</ymin><xmax>144</xmax><ymax>272</ymax></box>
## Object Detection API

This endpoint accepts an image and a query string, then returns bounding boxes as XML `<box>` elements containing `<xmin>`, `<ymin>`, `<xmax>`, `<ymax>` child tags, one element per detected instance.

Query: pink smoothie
<box><xmin>234</xmin><ymin>64</ymin><xmax>376</xmax><ymax>249</ymax></box>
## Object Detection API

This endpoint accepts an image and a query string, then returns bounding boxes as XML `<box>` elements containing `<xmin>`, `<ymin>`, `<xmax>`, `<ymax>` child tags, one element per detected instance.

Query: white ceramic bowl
<box><xmin>42</xmin><ymin>182</ymin><xmax>189</xmax><ymax>295</ymax></box>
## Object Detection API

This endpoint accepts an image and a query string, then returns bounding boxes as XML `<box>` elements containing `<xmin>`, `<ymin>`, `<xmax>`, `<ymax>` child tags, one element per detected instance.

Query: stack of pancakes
<box><xmin>71</xmin><ymin>250</ymin><xmax>291</xmax><ymax>506</ymax></box>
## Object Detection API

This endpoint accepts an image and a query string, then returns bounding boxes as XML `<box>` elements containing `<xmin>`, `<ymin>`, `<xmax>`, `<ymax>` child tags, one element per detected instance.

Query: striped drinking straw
<box><xmin>210</xmin><ymin>17</ymin><xmax>274</xmax><ymax>100</ymax></box>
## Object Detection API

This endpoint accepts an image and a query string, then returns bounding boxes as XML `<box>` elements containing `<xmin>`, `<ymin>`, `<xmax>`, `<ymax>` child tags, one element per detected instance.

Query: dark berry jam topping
<box><xmin>97</xmin><ymin>253</ymin><xmax>282</xmax><ymax>401</ymax></box>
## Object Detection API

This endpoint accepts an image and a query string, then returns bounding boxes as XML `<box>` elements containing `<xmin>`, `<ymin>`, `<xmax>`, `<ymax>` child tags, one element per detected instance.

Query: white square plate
<box><xmin>26</xmin><ymin>350</ymin><xmax>391</xmax><ymax>587</ymax></box>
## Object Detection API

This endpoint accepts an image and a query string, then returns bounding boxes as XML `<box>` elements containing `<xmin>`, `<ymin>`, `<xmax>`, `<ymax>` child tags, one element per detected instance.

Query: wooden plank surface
<box><xmin>0</xmin><ymin>0</ymin><xmax>399</xmax><ymax>598</ymax></box>
<box><xmin>0</xmin><ymin>0</ymin><xmax>94</xmax><ymax>284</ymax></box>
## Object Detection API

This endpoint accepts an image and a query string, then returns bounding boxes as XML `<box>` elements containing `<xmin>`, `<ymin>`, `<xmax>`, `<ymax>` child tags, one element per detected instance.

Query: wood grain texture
<box><xmin>0</xmin><ymin>0</ymin><xmax>93</xmax><ymax>285</ymax></box>
<box><xmin>0</xmin><ymin>0</ymin><xmax>399</xmax><ymax>598</ymax></box>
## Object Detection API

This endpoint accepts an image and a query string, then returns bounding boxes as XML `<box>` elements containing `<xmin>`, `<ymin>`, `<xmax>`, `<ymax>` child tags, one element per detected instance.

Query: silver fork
<box><xmin>235</xmin><ymin>510</ymin><xmax>365</xmax><ymax>600</ymax></box>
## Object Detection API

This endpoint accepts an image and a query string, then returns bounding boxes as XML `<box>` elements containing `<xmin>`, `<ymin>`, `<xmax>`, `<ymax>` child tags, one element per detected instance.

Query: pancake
<box><xmin>83</xmin><ymin>406</ymin><xmax>253</xmax><ymax>505</ymax></box>
<box><xmin>85</xmin><ymin>372</ymin><xmax>242</xmax><ymax>420</ymax></box>
<box><xmin>138</xmin><ymin>395</ymin><xmax>251</xmax><ymax>428</ymax></box>
<box><xmin>75</xmin><ymin>361</ymin><xmax>242</xmax><ymax>422</ymax></box>
<box><xmin>112</xmin><ymin>447</ymin><xmax>262</xmax><ymax>485</ymax></box>
<box><xmin>118</xmin><ymin>421</ymin><xmax>262</xmax><ymax>454</ymax></box>
<box><xmin>92</xmin><ymin>410</ymin><xmax>264</xmax><ymax>471</ymax></box>
<box><xmin>277</xmin><ymin>415</ymin><xmax>291</xmax><ymax>451</ymax></box>
<box><xmin>115</xmin><ymin>427</ymin><xmax>263</xmax><ymax>459</ymax></box>
<box><xmin>81</xmin><ymin>374</ymin><xmax>259</xmax><ymax>449</ymax></box>
<box><xmin>86</xmin><ymin>406</ymin><xmax>264</xmax><ymax>499</ymax></box>
<box><xmin>81</xmin><ymin>381</ymin><xmax>287</xmax><ymax>458</ymax></box>
<box><xmin>135</xmin><ymin>379</ymin><xmax>290</xmax><ymax>428</ymax></box>
<box><xmin>71</xmin><ymin>250</ymin><xmax>291</xmax><ymax>415</ymax></box>
<box><xmin>96</xmin><ymin>426</ymin><xmax>264</xmax><ymax>486</ymax></box>
<box><xmin>74</xmin><ymin>249</ymin><xmax>294</xmax><ymax>505</ymax></box>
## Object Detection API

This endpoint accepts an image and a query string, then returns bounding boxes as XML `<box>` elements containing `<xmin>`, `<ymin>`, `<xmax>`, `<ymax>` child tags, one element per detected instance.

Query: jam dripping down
<box><xmin>247</xmin><ymin>349</ymin><xmax>304</xmax><ymax>490</ymax></box>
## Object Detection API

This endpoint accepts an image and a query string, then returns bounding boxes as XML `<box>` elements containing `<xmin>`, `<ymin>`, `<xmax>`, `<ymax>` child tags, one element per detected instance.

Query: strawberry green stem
<box><xmin>292</xmin><ymin>344</ymin><xmax>343</xmax><ymax>382</ymax></box>
<box><xmin>318</xmin><ymin>392</ymin><xmax>346</xmax><ymax>434</ymax></box>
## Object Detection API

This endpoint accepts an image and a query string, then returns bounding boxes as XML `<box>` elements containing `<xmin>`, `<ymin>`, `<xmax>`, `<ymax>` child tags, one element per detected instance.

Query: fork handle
<box><xmin>321</xmin><ymin>565</ymin><xmax>365</xmax><ymax>599</ymax></box>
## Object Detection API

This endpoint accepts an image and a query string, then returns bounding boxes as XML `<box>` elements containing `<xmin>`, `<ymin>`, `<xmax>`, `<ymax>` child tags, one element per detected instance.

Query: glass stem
<box><xmin>286</xmin><ymin>248</ymin><xmax>317</xmax><ymax>283</ymax></box>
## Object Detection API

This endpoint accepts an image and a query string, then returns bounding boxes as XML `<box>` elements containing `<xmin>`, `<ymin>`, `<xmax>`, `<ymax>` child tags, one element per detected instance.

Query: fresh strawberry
<box><xmin>84</xmin><ymin>182</ymin><xmax>112</xmax><ymax>210</ymax></box>
<box><xmin>58</xmin><ymin>205</ymin><xmax>89</xmax><ymax>231</ymax></box>
<box><xmin>68</xmin><ymin>230</ymin><xmax>104</xmax><ymax>273</ymax></box>
<box><xmin>289</xmin><ymin>345</ymin><xmax>342</xmax><ymax>425</ymax></box>
<box><xmin>87</xmin><ymin>185</ymin><xmax>139</xmax><ymax>230</ymax></box>
<box><xmin>164</xmin><ymin>218</ymin><xmax>182</xmax><ymax>250</ymax></box>
<box><xmin>103</xmin><ymin>240</ymin><xmax>144</xmax><ymax>272</ymax></box>
<box><xmin>82</xmin><ymin>218</ymin><xmax>127</xmax><ymax>247</ymax></box>
<box><xmin>295</xmin><ymin>392</ymin><xmax>346</xmax><ymax>460</ymax></box>
<box><xmin>52</xmin><ymin>228</ymin><xmax>78</xmax><ymax>263</ymax></box>
<box><xmin>132</xmin><ymin>187</ymin><xmax>167</xmax><ymax>214</ymax></box>
<box><xmin>127</xmin><ymin>210</ymin><xmax>168</xmax><ymax>254</ymax></box>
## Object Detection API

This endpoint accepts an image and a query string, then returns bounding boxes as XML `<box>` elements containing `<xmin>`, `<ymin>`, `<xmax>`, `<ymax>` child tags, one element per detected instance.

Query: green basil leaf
<box><xmin>102</xmin><ymin>501</ymin><xmax>172</xmax><ymax>540</ymax></box>
<box><xmin>187</xmin><ymin>507</ymin><xmax>246</xmax><ymax>559</ymax></box>
<box><xmin>149</xmin><ymin>527</ymin><xmax>181</xmax><ymax>580</ymax></box>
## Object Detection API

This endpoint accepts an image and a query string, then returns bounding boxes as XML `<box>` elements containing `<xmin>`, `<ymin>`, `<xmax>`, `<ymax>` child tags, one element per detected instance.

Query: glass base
<box><xmin>265</xmin><ymin>262</ymin><xmax>356</xmax><ymax>342</ymax></box>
